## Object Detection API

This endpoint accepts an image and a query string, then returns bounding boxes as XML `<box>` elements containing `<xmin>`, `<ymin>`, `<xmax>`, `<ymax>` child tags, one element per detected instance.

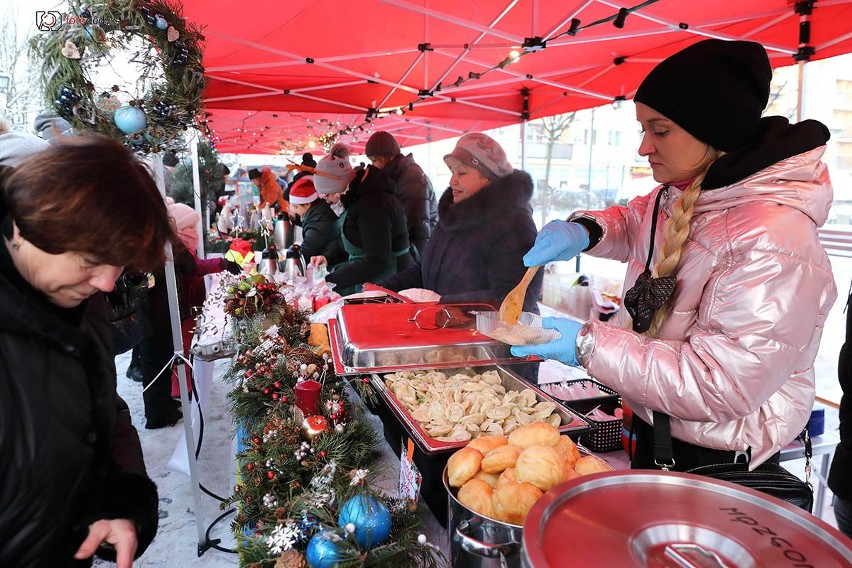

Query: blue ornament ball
<box><xmin>155</xmin><ymin>15</ymin><xmax>168</xmax><ymax>30</ymax></box>
<box><xmin>305</xmin><ymin>528</ymin><xmax>346</xmax><ymax>568</ymax></box>
<box><xmin>114</xmin><ymin>106</ymin><xmax>147</xmax><ymax>134</ymax></box>
<box><xmin>337</xmin><ymin>495</ymin><xmax>392</xmax><ymax>549</ymax></box>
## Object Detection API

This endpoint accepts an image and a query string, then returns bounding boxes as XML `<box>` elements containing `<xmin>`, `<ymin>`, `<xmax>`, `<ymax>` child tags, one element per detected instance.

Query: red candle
<box><xmin>294</xmin><ymin>379</ymin><xmax>321</xmax><ymax>415</ymax></box>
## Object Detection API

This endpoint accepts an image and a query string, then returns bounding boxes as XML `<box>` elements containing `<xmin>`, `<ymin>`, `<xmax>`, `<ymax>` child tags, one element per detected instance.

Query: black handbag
<box><xmin>105</xmin><ymin>272</ymin><xmax>154</xmax><ymax>354</ymax></box>
<box><xmin>652</xmin><ymin>411</ymin><xmax>814</xmax><ymax>513</ymax></box>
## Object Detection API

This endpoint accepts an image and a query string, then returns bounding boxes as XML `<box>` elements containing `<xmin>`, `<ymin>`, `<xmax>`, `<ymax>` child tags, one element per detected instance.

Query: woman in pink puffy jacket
<box><xmin>512</xmin><ymin>39</ymin><xmax>837</xmax><ymax>471</ymax></box>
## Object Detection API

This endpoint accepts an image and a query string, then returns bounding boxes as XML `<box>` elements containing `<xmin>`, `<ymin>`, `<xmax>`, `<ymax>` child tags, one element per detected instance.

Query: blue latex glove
<box><xmin>523</xmin><ymin>220</ymin><xmax>590</xmax><ymax>267</ymax></box>
<box><xmin>510</xmin><ymin>317</ymin><xmax>583</xmax><ymax>367</ymax></box>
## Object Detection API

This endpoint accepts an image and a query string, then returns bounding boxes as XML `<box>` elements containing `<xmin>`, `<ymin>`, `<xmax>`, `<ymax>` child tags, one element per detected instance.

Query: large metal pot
<box><xmin>444</xmin><ymin>467</ymin><xmax>524</xmax><ymax>568</ymax></box>
<box><xmin>521</xmin><ymin>470</ymin><xmax>852</xmax><ymax>567</ymax></box>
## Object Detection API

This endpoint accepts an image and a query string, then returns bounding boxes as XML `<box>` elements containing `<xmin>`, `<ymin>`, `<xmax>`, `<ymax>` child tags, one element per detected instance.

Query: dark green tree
<box><xmin>170</xmin><ymin>141</ymin><xmax>227</xmax><ymax>239</ymax></box>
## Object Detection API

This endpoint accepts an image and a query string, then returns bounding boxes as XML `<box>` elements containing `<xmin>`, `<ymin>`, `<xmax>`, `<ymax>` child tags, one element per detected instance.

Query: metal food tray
<box><xmin>328</xmin><ymin>302</ymin><xmax>540</xmax><ymax>375</ymax></box>
<box><xmin>369</xmin><ymin>364</ymin><xmax>594</xmax><ymax>454</ymax></box>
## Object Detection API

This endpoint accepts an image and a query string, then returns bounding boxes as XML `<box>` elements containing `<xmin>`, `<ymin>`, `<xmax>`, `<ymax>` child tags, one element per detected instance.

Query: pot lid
<box><xmin>522</xmin><ymin>471</ymin><xmax>852</xmax><ymax>568</ymax></box>
<box><xmin>327</xmin><ymin>302</ymin><xmax>538</xmax><ymax>374</ymax></box>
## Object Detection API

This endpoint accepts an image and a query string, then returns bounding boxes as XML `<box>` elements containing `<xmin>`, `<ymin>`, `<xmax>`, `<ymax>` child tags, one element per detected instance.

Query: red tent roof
<box><xmin>180</xmin><ymin>0</ymin><xmax>852</xmax><ymax>154</ymax></box>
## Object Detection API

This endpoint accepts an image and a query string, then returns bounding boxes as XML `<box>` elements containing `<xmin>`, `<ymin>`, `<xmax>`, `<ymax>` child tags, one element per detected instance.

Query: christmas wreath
<box><xmin>30</xmin><ymin>0</ymin><xmax>206</xmax><ymax>153</ymax></box>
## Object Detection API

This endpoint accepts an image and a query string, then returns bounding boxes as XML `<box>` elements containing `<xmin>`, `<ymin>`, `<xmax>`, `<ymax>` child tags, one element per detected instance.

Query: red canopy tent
<box><xmin>180</xmin><ymin>0</ymin><xmax>852</xmax><ymax>154</ymax></box>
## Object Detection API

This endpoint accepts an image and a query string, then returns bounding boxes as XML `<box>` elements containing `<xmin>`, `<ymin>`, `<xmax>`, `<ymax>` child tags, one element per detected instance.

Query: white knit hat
<box><xmin>313</xmin><ymin>143</ymin><xmax>355</xmax><ymax>195</ymax></box>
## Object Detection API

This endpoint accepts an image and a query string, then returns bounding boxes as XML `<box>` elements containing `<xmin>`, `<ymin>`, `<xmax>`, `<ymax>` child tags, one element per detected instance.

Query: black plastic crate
<box><xmin>545</xmin><ymin>379</ymin><xmax>623</xmax><ymax>452</ymax></box>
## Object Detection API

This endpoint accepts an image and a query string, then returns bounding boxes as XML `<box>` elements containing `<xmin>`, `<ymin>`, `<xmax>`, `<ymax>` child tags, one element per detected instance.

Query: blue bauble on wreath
<box><xmin>337</xmin><ymin>494</ymin><xmax>392</xmax><ymax>549</ymax></box>
<box><xmin>305</xmin><ymin>527</ymin><xmax>346</xmax><ymax>568</ymax></box>
<box><xmin>113</xmin><ymin>105</ymin><xmax>147</xmax><ymax>134</ymax></box>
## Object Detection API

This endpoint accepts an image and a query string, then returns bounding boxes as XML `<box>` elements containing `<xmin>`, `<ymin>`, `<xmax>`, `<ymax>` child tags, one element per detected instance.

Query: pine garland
<box><xmin>220</xmin><ymin>282</ymin><xmax>446</xmax><ymax>566</ymax></box>
<box><xmin>30</xmin><ymin>0</ymin><xmax>207</xmax><ymax>153</ymax></box>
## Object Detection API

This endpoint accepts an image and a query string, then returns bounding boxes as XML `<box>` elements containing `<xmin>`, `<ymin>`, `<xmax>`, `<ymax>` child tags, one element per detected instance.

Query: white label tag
<box><xmin>399</xmin><ymin>439</ymin><xmax>421</xmax><ymax>502</ymax></box>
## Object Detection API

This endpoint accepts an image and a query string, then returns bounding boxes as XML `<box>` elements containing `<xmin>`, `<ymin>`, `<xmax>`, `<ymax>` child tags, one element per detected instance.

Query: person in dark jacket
<box><xmin>311</xmin><ymin>143</ymin><xmax>412</xmax><ymax>295</ymax></box>
<box><xmin>0</xmin><ymin>135</ymin><xmax>171</xmax><ymax>567</ymax></box>
<box><xmin>365</xmin><ymin>131</ymin><xmax>437</xmax><ymax>258</ymax></box>
<box><xmin>287</xmin><ymin>175</ymin><xmax>344</xmax><ymax>264</ymax></box>
<box><xmin>828</xmin><ymin>282</ymin><xmax>852</xmax><ymax>538</ymax></box>
<box><xmin>380</xmin><ymin>132</ymin><xmax>542</xmax><ymax>313</ymax></box>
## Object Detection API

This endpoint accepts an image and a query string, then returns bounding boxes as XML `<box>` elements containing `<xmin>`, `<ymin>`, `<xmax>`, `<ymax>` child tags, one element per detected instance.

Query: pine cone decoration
<box><xmin>275</xmin><ymin>550</ymin><xmax>306</xmax><ymax>568</ymax></box>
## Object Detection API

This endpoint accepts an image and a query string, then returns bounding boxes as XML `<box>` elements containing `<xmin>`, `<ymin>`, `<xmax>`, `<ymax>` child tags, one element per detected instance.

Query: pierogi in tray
<box><xmin>383</xmin><ymin>369</ymin><xmax>560</xmax><ymax>442</ymax></box>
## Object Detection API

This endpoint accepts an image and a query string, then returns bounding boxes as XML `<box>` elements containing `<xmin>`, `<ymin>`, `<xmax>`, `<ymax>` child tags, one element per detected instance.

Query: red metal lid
<box><xmin>327</xmin><ymin>303</ymin><xmax>538</xmax><ymax>374</ymax></box>
<box><xmin>522</xmin><ymin>471</ymin><xmax>852</xmax><ymax>567</ymax></box>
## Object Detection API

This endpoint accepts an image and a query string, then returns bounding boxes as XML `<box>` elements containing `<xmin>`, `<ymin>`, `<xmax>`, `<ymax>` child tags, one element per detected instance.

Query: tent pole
<box><xmin>796</xmin><ymin>60</ymin><xmax>806</xmax><ymax>122</ymax></box>
<box><xmin>191</xmin><ymin>135</ymin><xmax>205</xmax><ymax>258</ymax></box>
<box><xmin>152</xmin><ymin>153</ymin><xmax>208</xmax><ymax>552</ymax></box>
<box><xmin>520</xmin><ymin>120</ymin><xmax>526</xmax><ymax>171</ymax></box>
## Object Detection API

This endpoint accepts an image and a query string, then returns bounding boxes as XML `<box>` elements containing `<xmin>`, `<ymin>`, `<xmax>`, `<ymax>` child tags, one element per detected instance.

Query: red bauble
<box><xmin>267</xmin><ymin>471</ymin><xmax>275</xmax><ymax>479</ymax></box>
<box><xmin>263</xmin><ymin>388</ymin><xmax>270</xmax><ymax>395</ymax></box>
<box><xmin>274</xmin><ymin>381</ymin><xmax>282</xmax><ymax>388</ymax></box>
<box><xmin>320</xmin><ymin>450</ymin><xmax>327</xmax><ymax>458</ymax></box>
<box><xmin>272</xmin><ymin>393</ymin><xmax>279</xmax><ymax>400</ymax></box>
<box><xmin>246</xmin><ymin>463</ymin><xmax>254</xmax><ymax>470</ymax></box>
<box><xmin>282</xmin><ymin>396</ymin><xmax>288</xmax><ymax>403</ymax></box>
<box><xmin>253</xmin><ymin>437</ymin><xmax>261</xmax><ymax>444</ymax></box>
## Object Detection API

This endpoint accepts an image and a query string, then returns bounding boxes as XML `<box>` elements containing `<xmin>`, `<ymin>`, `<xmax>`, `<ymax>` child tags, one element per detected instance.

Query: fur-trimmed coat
<box><xmin>0</xmin><ymin>229</ymin><xmax>158</xmax><ymax>565</ymax></box>
<box><xmin>381</xmin><ymin>170</ymin><xmax>542</xmax><ymax>313</ymax></box>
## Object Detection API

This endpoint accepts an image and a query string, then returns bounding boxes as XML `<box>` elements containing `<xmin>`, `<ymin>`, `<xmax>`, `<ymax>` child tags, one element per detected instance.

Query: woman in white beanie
<box><xmin>311</xmin><ymin>143</ymin><xmax>412</xmax><ymax>295</ymax></box>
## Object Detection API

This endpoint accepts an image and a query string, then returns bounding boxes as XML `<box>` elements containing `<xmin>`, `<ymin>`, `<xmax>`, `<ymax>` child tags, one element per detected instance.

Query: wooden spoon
<box><xmin>498</xmin><ymin>265</ymin><xmax>540</xmax><ymax>325</ymax></box>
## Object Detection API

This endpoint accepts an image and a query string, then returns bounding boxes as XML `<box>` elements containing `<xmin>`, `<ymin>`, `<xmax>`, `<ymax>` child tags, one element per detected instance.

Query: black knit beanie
<box><xmin>634</xmin><ymin>39</ymin><xmax>772</xmax><ymax>152</ymax></box>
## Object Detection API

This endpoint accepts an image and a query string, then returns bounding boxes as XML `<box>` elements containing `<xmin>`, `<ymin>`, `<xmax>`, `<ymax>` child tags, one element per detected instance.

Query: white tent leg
<box><xmin>796</xmin><ymin>59</ymin><xmax>807</xmax><ymax>122</ymax></box>
<box><xmin>152</xmin><ymin>153</ymin><xmax>208</xmax><ymax>552</ymax></box>
<box><xmin>191</xmin><ymin>135</ymin><xmax>205</xmax><ymax>258</ymax></box>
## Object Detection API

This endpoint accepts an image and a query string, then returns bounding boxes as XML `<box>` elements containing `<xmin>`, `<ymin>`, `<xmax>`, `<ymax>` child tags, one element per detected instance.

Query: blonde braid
<box><xmin>644</xmin><ymin>149</ymin><xmax>723</xmax><ymax>337</ymax></box>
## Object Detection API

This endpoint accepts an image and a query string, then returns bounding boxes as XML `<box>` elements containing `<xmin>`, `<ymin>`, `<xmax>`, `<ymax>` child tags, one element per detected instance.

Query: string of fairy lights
<box><xmin>205</xmin><ymin>0</ymin><xmax>663</xmax><ymax>153</ymax></box>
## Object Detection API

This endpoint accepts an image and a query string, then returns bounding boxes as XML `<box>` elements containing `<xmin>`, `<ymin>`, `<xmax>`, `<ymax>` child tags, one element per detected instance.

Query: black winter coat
<box><xmin>829</xmin><ymin>284</ymin><xmax>852</xmax><ymax>499</ymax></box>
<box><xmin>326</xmin><ymin>165</ymin><xmax>413</xmax><ymax>291</ymax></box>
<box><xmin>381</xmin><ymin>170</ymin><xmax>542</xmax><ymax>313</ymax></box>
<box><xmin>383</xmin><ymin>153</ymin><xmax>438</xmax><ymax>257</ymax></box>
<box><xmin>0</xmin><ymin>228</ymin><xmax>158</xmax><ymax>566</ymax></box>
<box><xmin>298</xmin><ymin>198</ymin><xmax>345</xmax><ymax>265</ymax></box>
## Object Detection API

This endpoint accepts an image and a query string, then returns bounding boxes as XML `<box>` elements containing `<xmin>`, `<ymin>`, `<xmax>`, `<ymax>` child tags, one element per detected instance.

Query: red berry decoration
<box><xmin>282</xmin><ymin>396</ymin><xmax>288</xmax><ymax>403</ymax></box>
<box><xmin>331</xmin><ymin>414</ymin><xmax>338</xmax><ymax>421</ymax></box>
<box><xmin>274</xmin><ymin>381</ymin><xmax>281</xmax><ymax>388</ymax></box>
<box><xmin>320</xmin><ymin>451</ymin><xmax>327</xmax><ymax>458</ymax></box>
<box><xmin>267</xmin><ymin>471</ymin><xmax>275</xmax><ymax>479</ymax></box>
<box><xmin>246</xmin><ymin>463</ymin><xmax>254</xmax><ymax>470</ymax></box>
<box><xmin>263</xmin><ymin>388</ymin><xmax>270</xmax><ymax>395</ymax></box>
<box><xmin>272</xmin><ymin>393</ymin><xmax>279</xmax><ymax>400</ymax></box>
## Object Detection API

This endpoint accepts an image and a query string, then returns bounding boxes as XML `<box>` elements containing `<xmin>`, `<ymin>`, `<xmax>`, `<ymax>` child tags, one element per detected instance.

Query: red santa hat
<box><xmin>289</xmin><ymin>176</ymin><xmax>319</xmax><ymax>205</ymax></box>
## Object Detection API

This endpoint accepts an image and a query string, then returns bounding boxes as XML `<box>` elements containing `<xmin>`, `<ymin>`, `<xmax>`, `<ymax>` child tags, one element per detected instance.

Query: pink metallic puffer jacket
<box><xmin>576</xmin><ymin>146</ymin><xmax>837</xmax><ymax>466</ymax></box>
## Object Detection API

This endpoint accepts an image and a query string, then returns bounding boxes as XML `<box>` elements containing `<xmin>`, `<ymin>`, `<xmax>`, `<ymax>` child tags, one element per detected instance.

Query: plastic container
<box><xmin>474</xmin><ymin>310</ymin><xmax>560</xmax><ymax>346</ymax></box>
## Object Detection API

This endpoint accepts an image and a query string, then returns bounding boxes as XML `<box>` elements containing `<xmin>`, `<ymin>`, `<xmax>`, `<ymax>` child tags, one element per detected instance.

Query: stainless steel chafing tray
<box><xmin>369</xmin><ymin>364</ymin><xmax>594</xmax><ymax>454</ymax></box>
<box><xmin>327</xmin><ymin>302</ymin><xmax>539</xmax><ymax>375</ymax></box>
